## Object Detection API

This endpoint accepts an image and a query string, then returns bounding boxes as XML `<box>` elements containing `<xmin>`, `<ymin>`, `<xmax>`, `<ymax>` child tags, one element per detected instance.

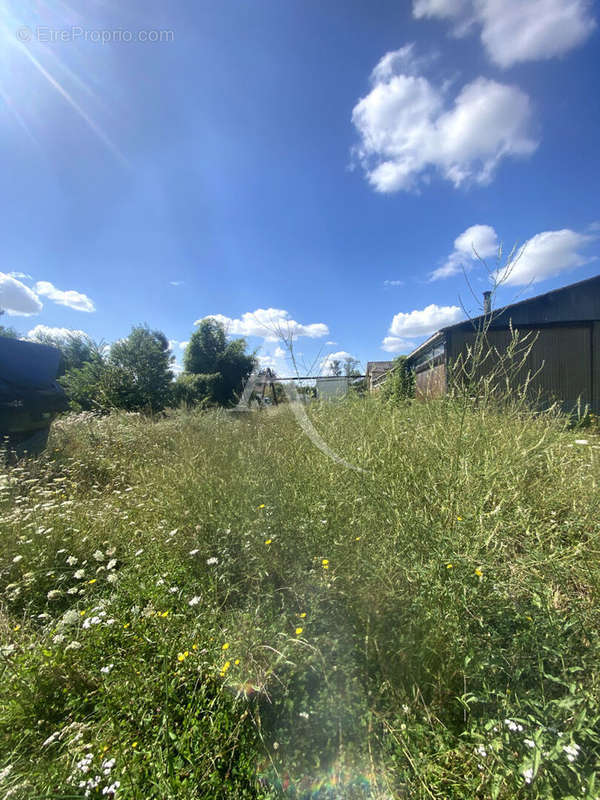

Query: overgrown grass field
<box><xmin>1</xmin><ymin>397</ymin><xmax>599</xmax><ymax>799</ymax></box>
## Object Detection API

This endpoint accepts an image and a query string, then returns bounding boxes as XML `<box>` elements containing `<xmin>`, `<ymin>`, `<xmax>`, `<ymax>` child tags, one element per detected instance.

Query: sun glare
<box><xmin>0</xmin><ymin>0</ymin><xmax>125</xmax><ymax>160</ymax></box>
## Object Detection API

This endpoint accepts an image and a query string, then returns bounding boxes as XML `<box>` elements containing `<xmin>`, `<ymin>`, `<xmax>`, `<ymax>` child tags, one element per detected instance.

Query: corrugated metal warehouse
<box><xmin>406</xmin><ymin>274</ymin><xmax>600</xmax><ymax>411</ymax></box>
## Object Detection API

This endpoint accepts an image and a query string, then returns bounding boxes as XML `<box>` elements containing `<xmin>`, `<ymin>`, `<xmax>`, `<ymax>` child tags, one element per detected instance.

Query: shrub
<box><xmin>171</xmin><ymin>372</ymin><xmax>221</xmax><ymax>407</ymax></box>
<box><xmin>379</xmin><ymin>355</ymin><xmax>415</xmax><ymax>403</ymax></box>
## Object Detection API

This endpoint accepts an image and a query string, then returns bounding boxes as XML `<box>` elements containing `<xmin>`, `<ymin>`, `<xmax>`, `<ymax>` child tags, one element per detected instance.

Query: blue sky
<box><xmin>0</xmin><ymin>0</ymin><xmax>599</xmax><ymax>375</ymax></box>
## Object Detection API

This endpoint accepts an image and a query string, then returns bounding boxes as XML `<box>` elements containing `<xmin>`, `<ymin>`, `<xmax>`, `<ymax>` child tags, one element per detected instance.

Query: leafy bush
<box><xmin>171</xmin><ymin>372</ymin><xmax>221</xmax><ymax>407</ymax></box>
<box><xmin>379</xmin><ymin>355</ymin><xmax>415</xmax><ymax>403</ymax></box>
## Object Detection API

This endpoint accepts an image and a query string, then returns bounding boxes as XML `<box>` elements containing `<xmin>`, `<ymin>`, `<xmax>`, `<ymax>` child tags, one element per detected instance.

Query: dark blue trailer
<box><xmin>0</xmin><ymin>336</ymin><xmax>69</xmax><ymax>456</ymax></box>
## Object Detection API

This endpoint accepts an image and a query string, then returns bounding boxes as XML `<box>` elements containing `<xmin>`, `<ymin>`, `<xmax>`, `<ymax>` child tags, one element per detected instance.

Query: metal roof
<box><xmin>406</xmin><ymin>273</ymin><xmax>600</xmax><ymax>360</ymax></box>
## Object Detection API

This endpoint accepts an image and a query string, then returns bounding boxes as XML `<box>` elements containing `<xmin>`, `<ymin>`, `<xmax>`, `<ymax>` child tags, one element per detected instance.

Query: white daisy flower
<box><xmin>563</xmin><ymin>743</ymin><xmax>580</xmax><ymax>762</ymax></box>
<box><xmin>523</xmin><ymin>767</ymin><xmax>534</xmax><ymax>784</ymax></box>
<box><xmin>504</xmin><ymin>718</ymin><xmax>523</xmax><ymax>732</ymax></box>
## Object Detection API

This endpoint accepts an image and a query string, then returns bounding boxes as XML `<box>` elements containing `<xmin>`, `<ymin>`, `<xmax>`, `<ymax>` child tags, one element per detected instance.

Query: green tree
<box><xmin>329</xmin><ymin>359</ymin><xmax>342</xmax><ymax>377</ymax></box>
<box><xmin>184</xmin><ymin>319</ymin><xmax>227</xmax><ymax>374</ymax></box>
<box><xmin>108</xmin><ymin>326</ymin><xmax>174</xmax><ymax>411</ymax></box>
<box><xmin>183</xmin><ymin>320</ymin><xmax>256</xmax><ymax>406</ymax></box>
<box><xmin>0</xmin><ymin>311</ymin><xmax>19</xmax><ymax>339</ymax></box>
<box><xmin>61</xmin><ymin>326</ymin><xmax>174</xmax><ymax>413</ymax></box>
<box><xmin>59</xmin><ymin>352</ymin><xmax>109</xmax><ymax>411</ymax></box>
<box><xmin>28</xmin><ymin>329</ymin><xmax>97</xmax><ymax>373</ymax></box>
<box><xmin>0</xmin><ymin>325</ymin><xmax>19</xmax><ymax>339</ymax></box>
<box><xmin>343</xmin><ymin>356</ymin><xmax>361</xmax><ymax>377</ymax></box>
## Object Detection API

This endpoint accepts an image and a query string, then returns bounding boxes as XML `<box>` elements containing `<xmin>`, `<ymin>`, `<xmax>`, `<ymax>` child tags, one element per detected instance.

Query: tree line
<box><xmin>1</xmin><ymin>319</ymin><xmax>256</xmax><ymax>413</ymax></box>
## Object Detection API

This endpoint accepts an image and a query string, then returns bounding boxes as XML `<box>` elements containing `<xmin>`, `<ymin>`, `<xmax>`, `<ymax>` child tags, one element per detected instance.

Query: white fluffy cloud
<box><xmin>389</xmin><ymin>303</ymin><xmax>463</xmax><ymax>337</ymax></box>
<box><xmin>197</xmin><ymin>309</ymin><xmax>329</xmax><ymax>342</ymax></box>
<box><xmin>430</xmin><ymin>225</ymin><xmax>596</xmax><ymax>285</ymax></box>
<box><xmin>430</xmin><ymin>223</ymin><xmax>499</xmax><ymax>279</ymax></box>
<box><xmin>169</xmin><ymin>340</ymin><xmax>189</xmax><ymax>351</ymax></box>
<box><xmin>352</xmin><ymin>46</ymin><xmax>537</xmax><ymax>192</ymax></box>
<box><xmin>320</xmin><ymin>350</ymin><xmax>358</xmax><ymax>374</ymax></box>
<box><xmin>383</xmin><ymin>303</ymin><xmax>463</xmax><ymax>352</ymax></box>
<box><xmin>27</xmin><ymin>324</ymin><xmax>90</xmax><ymax>342</ymax></box>
<box><xmin>413</xmin><ymin>0</ymin><xmax>595</xmax><ymax>67</ymax></box>
<box><xmin>256</xmin><ymin>346</ymin><xmax>290</xmax><ymax>377</ymax></box>
<box><xmin>382</xmin><ymin>336</ymin><xmax>421</xmax><ymax>354</ymax></box>
<box><xmin>495</xmin><ymin>229</ymin><xmax>596</xmax><ymax>286</ymax></box>
<box><xmin>35</xmin><ymin>281</ymin><xmax>95</xmax><ymax>313</ymax></box>
<box><xmin>0</xmin><ymin>272</ymin><xmax>43</xmax><ymax>316</ymax></box>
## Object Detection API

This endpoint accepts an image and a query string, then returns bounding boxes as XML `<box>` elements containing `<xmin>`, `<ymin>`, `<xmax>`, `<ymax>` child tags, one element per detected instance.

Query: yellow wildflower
<box><xmin>446</xmin><ymin>563</ymin><xmax>453</xmax><ymax>569</ymax></box>
<box><xmin>295</xmin><ymin>627</ymin><xmax>303</xmax><ymax>636</ymax></box>
<box><xmin>80</xmin><ymin>610</ymin><xmax>86</xmax><ymax>616</ymax></box>
<box><xmin>234</xmin><ymin>659</ymin><xmax>240</xmax><ymax>665</ymax></box>
<box><xmin>223</xmin><ymin>660</ymin><xmax>231</xmax><ymax>671</ymax></box>
<box><xmin>123</xmin><ymin>622</ymin><xmax>130</xmax><ymax>629</ymax></box>
<box><xmin>299</xmin><ymin>612</ymin><xmax>306</xmax><ymax>618</ymax></box>
<box><xmin>132</xmin><ymin>742</ymin><xmax>138</xmax><ymax>749</ymax></box>
<box><xmin>457</xmin><ymin>516</ymin><xmax>463</xmax><ymax>521</ymax></box>
<box><xmin>192</xmin><ymin>643</ymin><xmax>198</xmax><ymax>650</ymax></box>
<box><xmin>474</xmin><ymin>567</ymin><xmax>483</xmax><ymax>578</ymax></box>
<box><xmin>88</xmin><ymin>579</ymin><xmax>97</xmax><ymax>585</ymax></box>
<box><xmin>160</xmin><ymin>611</ymin><xmax>169</xmax><ymax>618</ymax></box>
<box><xmin>13</xmin><ymin>624</ymin><xmax>21</xmax><ymax>632</ymax></box>
<box><xmin>322</xmin><ymin>559</ymin><xmax>329</xmax><ymax>568</ymax></box>
<box><xmin>177</xmin><ymin>651</ymin><xmax>189</xmax><ymax>662</ymax></box>
<box><xmin>265</xmin><ymin>539</ymin><xmax>272</xmax><ymax>545</ymax></box>
<box><xmin>258</xmin><ymin>504</ymin><xmax>266</xmax><ymax>509</ymax></box>
<box><xmin>222</xmin><ymin>642</ymin><xmax>230</xmax><ymax>650</ymax></box>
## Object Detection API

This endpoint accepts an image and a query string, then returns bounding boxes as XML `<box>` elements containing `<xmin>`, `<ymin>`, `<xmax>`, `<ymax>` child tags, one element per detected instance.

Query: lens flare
<box><xmin>256</xmin><ymin>759</ymin><xmax>384</xmax><ymax>799</ymax></box>
<box><xmin>0</xmin><ymin>0</ymin><xmax>126</xmax><ymax>162</ymax></box>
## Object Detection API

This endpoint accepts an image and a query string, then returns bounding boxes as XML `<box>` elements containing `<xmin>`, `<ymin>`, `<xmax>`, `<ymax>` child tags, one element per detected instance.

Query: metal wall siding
<box><xmin>593</xmin><ymin>322</ymin><xmax>600</xmax><ymax>411</ymax></box>
<box><xmin>449</xmin><ymin>326</ymin><xmax>593</xmax><ymax>410</ymax></box>
<box><xmin>415</xmin><ymin>363</ymin><xmax>446</xmax><ymax>398</ymax></box>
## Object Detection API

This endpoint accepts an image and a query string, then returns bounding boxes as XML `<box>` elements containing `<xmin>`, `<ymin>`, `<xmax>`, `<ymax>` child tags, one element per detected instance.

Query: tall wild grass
<box><xmin>0</xmin><ymin>395</ymin><xmax>599</xmax><ymax>798</ymax></box>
